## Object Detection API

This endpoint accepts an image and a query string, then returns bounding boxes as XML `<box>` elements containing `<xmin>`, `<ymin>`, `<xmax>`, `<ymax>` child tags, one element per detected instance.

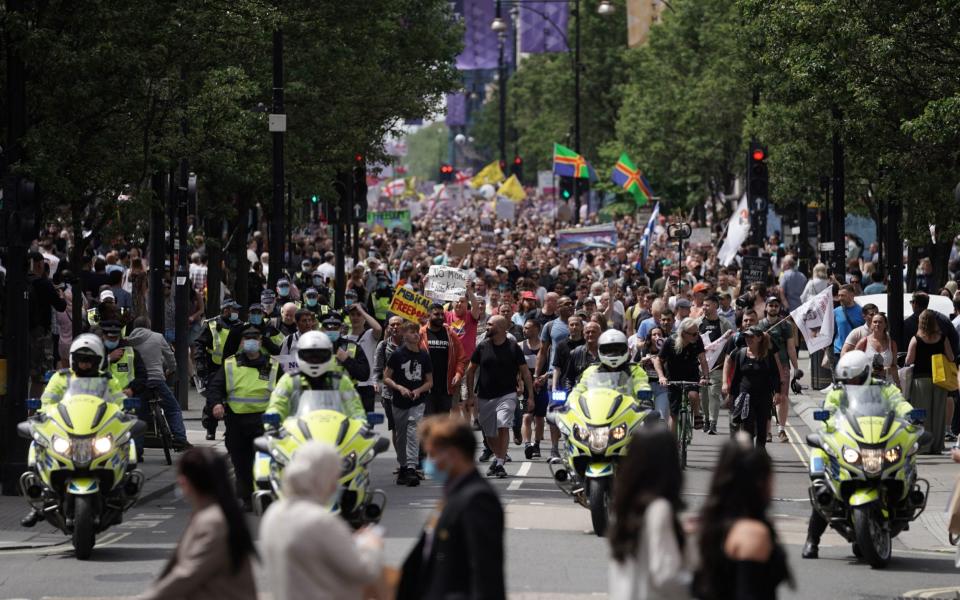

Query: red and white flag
<box><xmin>790</xmin><ymin>286</ymin><xmax>835</xmax><ymax>353</ymax></box>
<box><xmin>701</xmin><ymin>330</ymin><xmax>733</xmax><ymax>371</ymax></box>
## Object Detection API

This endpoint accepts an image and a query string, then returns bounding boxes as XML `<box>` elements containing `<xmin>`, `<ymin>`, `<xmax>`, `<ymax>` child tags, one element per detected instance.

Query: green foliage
<box><xmin>405</xmin><ymin>122</ymin><xmax>449</xmax><ymax>181</ymax></box>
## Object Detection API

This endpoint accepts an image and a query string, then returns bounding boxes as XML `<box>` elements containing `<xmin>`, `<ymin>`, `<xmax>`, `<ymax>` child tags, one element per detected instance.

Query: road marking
<box><xmin>506</xmin><ymin>461</ymin><xmax>533</xmax><ymax>490</ymax></box>
<box><xmin>507</xmin><ymin>480</ymin><xmax>523</xmax><ymax>490</ymax></box>
<box><xmin>782</xmin><ymin>422</ymin><xmax>810</xmax><ymax>466</ymax></box>
<box><xmin>902</xmin><ymin>586</ymin><xmax>960</xmax><ymax>597</ymax></box>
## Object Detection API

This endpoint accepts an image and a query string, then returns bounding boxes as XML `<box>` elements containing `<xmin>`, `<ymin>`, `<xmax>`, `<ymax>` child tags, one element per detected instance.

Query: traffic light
<box><xmin>311</xmin><ymin>194</ymin><xmax>319</xmax><ymax>204</ymax></box>
<box><xmin>353</xmin><ymin>154</ymin><xmax>368</xmax><ymax>222</ymax></box>
<box><xmin>559</xmin><ymin>176</ymin><xmax>574</xmax><ymax>201</ymax></box>
<box><xmin>511</xmin><ymin>155</ymin><xmax>523</xmax><ymax>180</ymax></box>
<box><xmin>439</xmin><ymin>163</ymin><xmax>454</xmax><ymax>182</ymax></box>
<box><xmin>746</xmin><ymin>140</ymin><xmax>769</xmax><ymax>244</ymax></box>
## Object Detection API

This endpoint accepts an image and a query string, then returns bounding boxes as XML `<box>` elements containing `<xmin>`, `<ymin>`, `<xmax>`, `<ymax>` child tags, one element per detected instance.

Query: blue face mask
<box><xmin>306</xmin><ymin>298</ymin><xmax>318</xmax><ymax>307</ymax></box>
<box><xmin>423</xmin><ymin>457</ymin><xmax>448</xmax><ymax>484</ymax></box>
<box><xmin>249</xmin><ymin>314</ymin><xmax>263</xmax><ymax>325</ymax></box>
<box><xmin>325</xmin><ymin>331</ymin><xmax>340</xmax><ymax>343</ymax></box>
<box><xmin>345</xmin><ymin>299</ymin><xmax>354</xmax><ymax>307</ymax></box>
<box><xmin>313</xmin><ymin>277</ymin><xmax>324</xmax><ymax>287</ymax></box>
<box><xmin>228</xmin><ymin>312</ymin><xmax>239</xmax><ymax>321</ymax></box>
<box><xmin>104</xmin><ymin>339</ymin><xmax>119</xmax><ymax>350</ymax></box>
<box><xmin>242</xmin><ymin>339</ymin><xmax>261</xmax><ymax>354</ymax></box>
<box><xmin>278</xmin><ymin>286</ymin><xmax>290</xmax><ymax>296</ymax></box>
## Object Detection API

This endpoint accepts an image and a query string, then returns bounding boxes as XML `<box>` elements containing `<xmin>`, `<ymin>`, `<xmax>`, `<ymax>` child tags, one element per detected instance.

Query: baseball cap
<box><xmin>261</xmin><ymin>290</ymin><xmax>276</xmax><ymax>301</ymax></box>
<box><xmin>322</xmin><ymin>312</ymin><xmax>344</xmax><ymax>327</ymax></box>
<box><xmin>100</xmin><ymin>320</ymin><xmax>122</xmax><ymax>335</ymax></box>
<box><xmin>277</xmin><ymin>278</ymin><xmax>290</xmax><ymax>287</ymax></box>
<box><xmin>744</xmin><ymin>326</ymin><xmax>764</xmax><ymax>337</ymax></box>
<box><xmin>766</xmin><ymin>296</ymin><xmax>781</xmax><ymax>305</ymax></box>
<box><xmin>674</xmin><ymin>298</ymin><xmax>692</xmax><ymax>309</ymax></box>
<box><xmin>220</xmin><ymin>298</ymin><xmax>240</xmax><ymax>310</ymax></box>
<box><xmin>692</xmin><ymin>282</ymin><xmax>709</xmax><ymax>294</ymax></box>
<box><xmin>242</xmin><ymin>326</ymin><xmax>262</xmax><ymax>338</ymax></box>
<box><xmin>304</xmin><ymin>288</ymin><xmax>319</xmax><ymax>297</ymax></box>
<box><xmin>520</xmin><ymin>291</ymin><xmax>537</xmax><ymax>300</ymax></box>
<box><xmin>248</xmin><ymin>303</ymin><xmax>263</xmax><ymax>312</ymax></box>
<box><xmin>99</xmin><ymin>290</ymin><xmax>115</xmax><ymax>302</ymax></box>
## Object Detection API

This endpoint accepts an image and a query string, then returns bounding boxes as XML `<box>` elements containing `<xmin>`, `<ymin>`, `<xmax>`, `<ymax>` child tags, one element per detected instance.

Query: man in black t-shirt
<box><xmin>424</xmin><ymin>304</ymin><xmax>461</xmax><ymax>415</ymax></box>
<box><xmin>652</xmin><ymin>318</ymin><xmax>710</xmax><ymax>434</ymax></box>
<box><xmin>384</xmin><ymin>321</ymin><xmax>434</xmax><ymax>486</ymax></box>
<box><xmin>466</xmin><ymin>316</ymin><xmax>535</xmax><ymax>478</ymax></box>
<box><xmin>696</xmin><ymin>295</ymin><xmax>734</xmax><ymax>435</ymax></box>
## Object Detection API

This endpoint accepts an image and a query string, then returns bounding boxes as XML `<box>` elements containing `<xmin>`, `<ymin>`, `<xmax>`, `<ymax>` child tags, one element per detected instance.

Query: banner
<box><xmin>717</xmin><ymin>194</ymin><xmax>750</xmax><ymax>266</ymax></box>
<box><xmin>557</xmin><ymin>223</ymin><xmax>618</xmax><ymax>254</ymax></box>
<box><xmin>367</xmin><ymin>210</ymin><xmax>412</xmax><ymax>234</ymax></box>
<box><xmin>689</xmin><ymin>227</ymin><xmax>712</xmax><ymax>246</ymax></box>
<box><xmin>740</xmin><ymin>255</ymin><xmax>770</xmax><ymax>287</ymax></box>
<box><xmin>426</xmin><ymin>266</ymin><xmax>471</xmax><ymax>302</ymax></box>
<box><xmin>389</xmin><ymin>286</ymin><xmax>432</xmax><ymax>324</ymax></box>
<box><xmin>272</xmin><ymin>354</ymin><xmax>300</xmax><ymax>375</ymax></box>
<box><xmin>702</xmin><ymin>330</ymin><xmax>734</xmax><ymax>371</ymax></box>
<box><xmin>789</xmin><ymin>286</ymin><xmax>835</xmax><ymax>353</ymax></box>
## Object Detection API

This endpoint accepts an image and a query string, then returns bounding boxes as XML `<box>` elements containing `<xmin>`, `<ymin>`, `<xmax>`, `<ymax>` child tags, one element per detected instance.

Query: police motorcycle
<box><xmin>17</xmin><ymin>341</ymin><xmax>145</xmax><ymax>559</ymax></box>
<box><xmin>805</xmin><ymin>352</ymin><xmax>930</xmax><ymax>568</ymax></box>
<box><xmin>546</xmin><ymin>331</ymin><xmax>658</xmax><ymax>536</ymax></box>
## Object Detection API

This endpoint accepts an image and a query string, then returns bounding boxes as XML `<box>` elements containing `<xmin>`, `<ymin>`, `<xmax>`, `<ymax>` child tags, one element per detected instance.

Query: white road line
<box><xmin>507</xmin><ymin>480</ymin><xmax>523</xmax><ymax>490</ymax></box>
<box><xmin>516</xmin><ymin>461</ymin><xmax>532</xmax><ymax>477</ymax></box>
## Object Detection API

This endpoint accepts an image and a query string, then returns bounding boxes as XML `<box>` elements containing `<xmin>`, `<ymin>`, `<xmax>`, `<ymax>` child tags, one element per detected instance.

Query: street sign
<box><xmin>818</xmin><ymin>241</ymin><xmax>835</xmax><ymax>252</ymax></box>
<box><xmin>352</xmin><ymin>197</ymin><xmax>367</xmax><ymax>222</ymax></box>
<box><xmin>740</xmin><ymin>255</ymin><xmax>770</xmax><ymax>287</ymax></box>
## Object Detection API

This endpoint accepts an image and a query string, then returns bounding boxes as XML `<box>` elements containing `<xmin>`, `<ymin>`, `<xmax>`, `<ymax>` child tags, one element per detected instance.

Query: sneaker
<box><xmin>505</xmin><ymin>453</ymin><xmax>512</xmax><ymax>463</ymax></box>
<box><xmin>173</xmin><ymin>438</ymin><xmax>194</xmax><ymax>451</ymax></box>
<box><xmin>479</xmin><ymin>448</ymin><xmax>494</xmax><ymax>462</ymax></box>
<box><xmin>946</xmin><ymin>433</ymin><xmax>958</xmax><ymax>443</ymax></box>
<box><xmin>495</xmin><ymin>465</ymin><xmax>508</xmax><ymax>478</ymax></box>
<box><xmin>205</xmin><ymin>432</ymin><xmax>215</xmax><ymax>441</ymax></box>
<box><xmin>524</xmin><ymin>443</ymin><xmax>535</xmax><ymax>460</ymax></box>
<box><xmin>486</xmin><ymin>462</ymin><xmax>499</xmax><ymax>477</ymax></box>
<box><xmin>703</xmin><ymin>419</ymin><xmax>711</xmax><ymax>434</ymax></box>
<box><xmin>708</xmin><ymin>423</ymin><xmax>717</xmax><ymax>436</ymax></box>
<box><xmin>778</xmin><ymin>430</ymin><xmax>789</xmax><ymax>443</ymax></box>
<box><xmin>767</xmin><ymin>431</ymin><xmax>773</xmax><ymax>443</ymax></box>
<box><xmin>396</xmin><ymin>468</ymin><xmax>410</xmax><ymax>485</ymax></box>
<box><xmin>550</xmin><ymin>447</ymin><xmax>561</xmax><ymax>461</ymax></box>
<box><xmin>693</xmin><ymin>414</ymin><xmax>704</xmax><ymax>430</ymax></box>
<box><xmin>531</xmin><ymin>443</ymin><xmax>541</xmax><ymax>458</ymax></box>
<box><xmin>406</xmin><ymin>473</ymin><xmax>420</xmax><ymax>487</ymax></box>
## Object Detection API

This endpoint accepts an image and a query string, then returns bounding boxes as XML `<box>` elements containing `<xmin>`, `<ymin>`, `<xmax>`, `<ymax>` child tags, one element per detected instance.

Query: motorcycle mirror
<box><xmin>123</xmin><ymin>397</ymin><xmax>141</xmax><ymax>412</ymax></box>
<box><xmin>25</xmin><ymin>398</ymin><xmax>41</xmax><ymax>411</ymax></box>
<box><xmin>908</xmin><ymin>408</ymin><xmax>926</xmax><ymax>424</ymax></box>
<box><xmin>262</xmin><ymin>413</ymin><xmax>282</xmax><ymax>428</ymax></box>
<box><xmin>636</xmin><ymin>389</ymin><xmax>652</xmax><ymax>402</ymax></box>
<box><xmin>367</xmin><ymin>413</ymin><xmax>385</xmax><ymax>426</ymax></box>
<box><xmin>812</xmin><ymin>410</ymin><xmax>830</xmax><ymax>422</ymax></box>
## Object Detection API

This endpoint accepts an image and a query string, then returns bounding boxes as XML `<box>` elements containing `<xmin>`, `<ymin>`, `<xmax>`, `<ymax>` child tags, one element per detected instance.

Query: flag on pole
<box><xmin>385</xmin><ymin>179</ymin><xmax>406</xmax><ymax>197</ymax></box>
<box><xmin>717</xmin><ymin>194</ymin><xmax>750</xmax><ymax>266</ymax></box>
<box><xmin>470</xmin><ymin>161</ymin><xmax>505</xmax><ymax>189</ymax></box>
<box><xmin>497</xmin><ymin>174</ymin><xmax>526</xmax><ymax>202</ymax></box>
<box><xmin>702</xmin><ymin>330</ymin><xmax>734</xmax><ymax>371</ymax></box>
<box><xmin>789</xmin><ymin>286</ymin><xmax>835</xmax><ymax>353</ymax></box>
<box><xmin>640</xmin><ymin>201</ymin><xmax>660</xmax><ymax>264</ymax></box>
<box><xmin>610</xmin><ymin>153</ymin><xmax>654</xmax><ymax>206</ymax></box>
<box><xmin>553</xmin><ymin>143</ymin><xmax>596</xmax><ymax>180</ymax></box>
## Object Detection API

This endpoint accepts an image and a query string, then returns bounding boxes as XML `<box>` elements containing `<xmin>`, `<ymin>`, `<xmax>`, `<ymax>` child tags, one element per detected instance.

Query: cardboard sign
<box><xmin>389</xmin><ymin>286</ymin><xmax>432</xmax><ymax>323</ymax></box>
<box><xmin>689</xmin><ymin>227</ymin><xmax>712</xmax><ymax>246</ymax></box>
<box><xmin>426</xmin><ymin>266</ymin><xmax>471</xmax><ymax>302</ymax></box>
<box><xmin>272</xmin><ymin>354</ymin><xmax>300</xmax><ymax>374</ymax></box>
<box><xmin>740</xmin><ymin>255</ymin><xmax>770</xmax><ymax>287</ymax></box>
<box><xmin>557</xmin><ymin>223</ymin><xmax>618</xmax><ymax>254</ymax></box>
<box><xmin>480</xmin><ymin>218</ymin><xmax>496</xmax><ymax>249</ymax></box>
<box><xmin>367</xmin><ymin>210</ymin><xmax>412</xmax><ymax>234</ymax></box>
<box><xmin>449</xmin><ymin>241</ymin><xmax>472</xmax><ymax>259</ymax></box>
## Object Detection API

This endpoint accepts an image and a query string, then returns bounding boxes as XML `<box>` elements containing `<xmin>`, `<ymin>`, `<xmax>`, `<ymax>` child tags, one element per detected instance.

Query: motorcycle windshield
<box><xmin>839</xmin><ymin>385</ymin><xmax>895</xmax><ymax>418</ymax></box>
<box><xmin>293</xmin><ymin>390</ymin><xmax>344</xmax><ymax>417</ymax></box>
<box><xmin>581</xmin><ymin>371</ymin><xmax>633</xmax><ymax>397</ymax></box>
<box><xmin>62</xmin><ymin>377</ymin><xmax>110</xmax><ymax>402</ymax></box>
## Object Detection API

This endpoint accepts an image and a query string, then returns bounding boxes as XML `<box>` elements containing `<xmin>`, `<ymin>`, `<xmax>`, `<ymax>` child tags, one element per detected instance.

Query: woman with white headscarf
<box><xmin>260</xmin><ymin>441</ymin><xmax>384</xmax><ymax>600</ymax></box>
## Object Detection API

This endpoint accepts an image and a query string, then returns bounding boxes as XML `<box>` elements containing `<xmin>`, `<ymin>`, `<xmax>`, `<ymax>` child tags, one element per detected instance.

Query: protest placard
<box><xmin>389</xmin><ymin>285</ymin><xmax>432</xmax><ymax>323</ymax></box>
<box><xmin>449</xmin><ymin>241</ymin><xmax>472</xmax><ymax>259</ymax></box>
<box><xmin>557</xmin><ymin>223</ymin><xmax>618</xmax><ymax>254</ymax></box>
<box><xmin>272</xmin><ymin>354</ymin><xmax>300</xmax><ymax>375</ymax></box>
<box><xmin>495</xmin><ymin>198</ymin><xmax>516</xmax><ymax>221</ymax></box>
<box><xmin>740</xmin><ymin>255</ymin><xmax>770</xmax><ymax>287</ymax></box>
<box><xmin>426</xmin><ymin>265</ymin><xmax>471</xmax><ymax>302</ymax></box>
<box><xmin>689</xmin><ymin>227</ymin><xmax>712</xmax><ymax>246</ymax></box>
<box><xmin>367</xmin><ymin>210</ymin><xmax>412</xmax><ymax>234</ymax></box>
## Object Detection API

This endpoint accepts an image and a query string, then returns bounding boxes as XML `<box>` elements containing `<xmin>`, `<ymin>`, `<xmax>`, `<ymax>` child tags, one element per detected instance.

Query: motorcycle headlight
<box><xmin>884</xmin><ymin>446</ymin><xmax>901</xmax><ymax>464</ymax></box>
<box><xmin>71</xmin><ymin>438</ymin><xmax>93</xmax><ymax>466</ymax></box>
<box><xmin>610</xmin><ymin>423</ymin><xmax>628</xmax><ymax>442</ymax></box>
<box><xmin>588</xmin><ymin>426</ymin><xmax>610</xmax><ymax>452</ymax></box>
<box><xmin>341</xmin><ymin>450</ymin><xmax>357</xmax><ymax>475</ymax></box>
<box><xmin>93</xmin><ymin>435</ymin><xmax>113</xmax><ymax>456</ymax></box>
<box><xmin>841</xmin><ymin>446</ymin><xmax>860</xmax><ymax>464</ymax></box>
<box><xmin>573</xmin><ymin>423</ymin><xmax>590</xmax><ymax>442</ymax></box>
<box><xmin>52</xmin><ymin>436</ymin><xmax>70</xmax><ymax>455</ymax></box>
<box><xmin>859</xmin><ymin>448</ymin><xmax>883</xmax><ymax>474</ymax></box>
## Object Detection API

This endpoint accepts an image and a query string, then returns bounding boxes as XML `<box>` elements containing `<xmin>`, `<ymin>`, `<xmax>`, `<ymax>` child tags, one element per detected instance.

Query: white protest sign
<box><xmin>689</xmin><ymin>227</ymin><xmax>712</xmax><ymax>246</ymax></box>
<box><xmin>789</xmin><ymin>286</ymin><xmax>835</xmax><ymax>353</ymax></box>
<box><xmin>701</xmin><ymin>330</ymin><xmax>733</xmax><ymax>371</ymax></box>
<box><xmin>425</xmin><ymin>265</ymin><xmax>472</xmax><ymax>302</ymax></box>
<box><xmin>495</xmin><ymin>198</ymin><xmax>516</xmax><ymax>221</ymax></box>
<box><xmin>272</xmin><ymin>354</ymin><xmax>299</xmax><ymax>374</ymax></box>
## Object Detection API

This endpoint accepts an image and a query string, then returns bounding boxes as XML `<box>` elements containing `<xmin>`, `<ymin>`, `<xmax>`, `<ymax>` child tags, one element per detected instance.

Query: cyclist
<box><xmin>568</xmin><ymin>330</ymin><xmax>652</xmax><ymax>408</ymax></box>
<box><xmin>652</xmin><ymin>317</ymin><xmax>710</xmax><ymax>436</ymax></box>
<box><xmin>266</xmin><ymin>331</ymin><xmax>366</xmax><ymax>422</ymax></box>
<box><xmin>802</xmin><ymin>350</ymin><xmax>913</xmax><ymax>559</ymax></box>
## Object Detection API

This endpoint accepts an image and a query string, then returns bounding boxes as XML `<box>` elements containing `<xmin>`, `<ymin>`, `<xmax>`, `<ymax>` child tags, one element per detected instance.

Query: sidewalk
<box><xmin>0</xmin><ymin>390</ymin><xmax>218</xmax><ymax>550</ymax></box>
<box><xmin>790</xmin><ymin>350</ymin><xmax>958</xmax><ymax>555</ymax></box>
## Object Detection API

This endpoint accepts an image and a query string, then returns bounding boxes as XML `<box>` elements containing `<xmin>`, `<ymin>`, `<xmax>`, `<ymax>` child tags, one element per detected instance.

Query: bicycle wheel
<box><xmin>152</xmin><ymin>402</ymin><xmax>173</xmax><ymax>465</ymax></box>
<box><xmin>679</xmin><ymin>408</ymin><xmax>690</xmax><ymax>469</ymax></box>
<box><xmin>683</xmin><ymin>396</ymin><xmax>695</xmax><ymax>447</ymax></box>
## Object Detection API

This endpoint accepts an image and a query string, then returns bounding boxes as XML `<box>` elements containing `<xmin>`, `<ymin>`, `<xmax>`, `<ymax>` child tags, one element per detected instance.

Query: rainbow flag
<box><xmin>553</xmin><ymin>143</ymin><xmax>595</xmax><ymax>180</ymax></box>
<box><xmin>610</xmin><ymin>153</ymin><xmax>653</xmax><ymax>206</ymax></box>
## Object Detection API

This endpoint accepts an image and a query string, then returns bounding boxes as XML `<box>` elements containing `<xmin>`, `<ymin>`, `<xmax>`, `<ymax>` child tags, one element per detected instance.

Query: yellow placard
<box><xmin>932</xmin><ymin>353</ymin><xmax>959</xmax><ymax>391</ymax></box>
<box><xmin>389</xmin><ymin>286</ymin><xmax>431</xmax><ymax>324</ymax></box>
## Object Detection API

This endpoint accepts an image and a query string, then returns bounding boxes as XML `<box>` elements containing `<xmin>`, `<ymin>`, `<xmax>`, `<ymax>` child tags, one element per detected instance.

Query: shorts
<box><xmin>425</xmin><ymin>392</ymin><xmax>452</xmax><ymax>416</ymax></box>
<box><xmin>531</xmin><ymin>385</ymin><xmax>549</xmax><ymax>417</ymax></box>
<box><xmin>477</xmin><ymin>393</ymin><xmax>518</xmax><ymax>438</ymax></box>
<box><xmin>668</xmin><ymin>385</ymin><xmax>699</xmax><ymax>417</ymax></box>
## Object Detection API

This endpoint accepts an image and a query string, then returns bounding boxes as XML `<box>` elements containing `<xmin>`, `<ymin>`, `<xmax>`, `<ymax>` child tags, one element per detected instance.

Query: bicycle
<box><xmin>666</xmin><ymin>380</ymin><xmax>702</xmax><ymax>469</ymax></box>
<box><xmin>140</xmin><ymin>394</ymin><xmax>174</xmax><ymax>465</ymax></box>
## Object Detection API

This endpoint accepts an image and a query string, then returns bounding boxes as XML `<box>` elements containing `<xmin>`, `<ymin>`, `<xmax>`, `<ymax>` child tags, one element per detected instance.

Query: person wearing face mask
<box><xmin>260</xmin><ymin>442</ymin><xmax>384</xmax><ymax>600</ymax></box>
<box><xmin>319</xmin><ymin>312</ymin><xmax>371</xmax><ymax>384</ymax></box>
<box><xmin>261</xmin><ymin>289</ymin><xmax>280</xmax><ymax>322</ymax></box>
<box><xmin>194</xmin><ymin>299</ymin><xmax>245</xmax><ymax>440</ymax></box>
<box><xmin>397</xmin><ymin>416</ymin><xmax>505</xmax><ymax>600</ymax></box>
<box><xmin>367</xmin><ymin>272</ymin><xmax>394</xmax><ymax>325</ymax></box>
<box><xmin>98</xmin><ymin>321</ymin><xmax>151</xmax><ymax>460</ymax></box>
<box><xmin>205</xmin><ymin>327</ymin><xmax>281</xmax><ymax>510</ymax></box>
<box><xmin>276</xmin><ymin>277</ymin><xmax>299</xmax><ymax>307</ymax></box>
<box><xmin>293</xmin><ymin>259</ymin><xmax>313</xmax><ymax>293</ymax></box>
<box><xmin>301</xmin><ymin>287</ymin><xmax>328</xmax><ymax>321</ymax></box>
<box><xmin>222</xmin><ymin>303</ymin><xmax>284</xmax><ymax>359</ymax></box>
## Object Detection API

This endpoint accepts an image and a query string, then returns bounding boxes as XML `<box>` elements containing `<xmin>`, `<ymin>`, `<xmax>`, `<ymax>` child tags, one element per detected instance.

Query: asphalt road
<box><xmin>0</xmin><ymin>399</ymin><xmax>958</xmax><ymax>600</ymax></box>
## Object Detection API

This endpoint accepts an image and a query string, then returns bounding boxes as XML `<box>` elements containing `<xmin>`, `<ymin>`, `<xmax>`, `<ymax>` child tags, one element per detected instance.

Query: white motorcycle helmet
<box><xmin>70</xmin><ymin>333</ymin><xmax>107</xmax><ymax>376</ymax></box>
<box><xmin>297</xmin><ymin>330</ymin><xmax>334</xmax><ymax>378</ymax></box>
<box><xmin>598</xmin><ymin>329</ymin><xmax>630</xmax><ymax>369</ymax></box>
<box><xmin>834</xmin><ymin>350</ymin><xmax>871</xmax><ymax>385</ymax></box>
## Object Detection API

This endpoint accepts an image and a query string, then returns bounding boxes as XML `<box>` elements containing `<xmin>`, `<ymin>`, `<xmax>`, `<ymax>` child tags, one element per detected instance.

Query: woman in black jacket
<box><xmin>721</xmin><ymin>326</ymin><xmax>781</xmax><ymax>448</ymax></box>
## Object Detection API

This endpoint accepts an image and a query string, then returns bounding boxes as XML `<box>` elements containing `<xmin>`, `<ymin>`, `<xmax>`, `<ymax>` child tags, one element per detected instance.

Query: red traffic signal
<box><xmin>513</xmin><ymin>156</ymin><xmax>523</xmax><ymax>165</ymax></box>
<box><xmin>354</xmin><ymin>153</ymin><xmax>364</xmax><ymax>163</ymax></box>
<box><xmin>751</xmin><ymin>148</ymin><xmax>765</xmax><ymax>162</ymax></box>
<box><xmin>440</xmin><ymin>164</ymin><xmax>454</xmax><ymax>174</ymax></box>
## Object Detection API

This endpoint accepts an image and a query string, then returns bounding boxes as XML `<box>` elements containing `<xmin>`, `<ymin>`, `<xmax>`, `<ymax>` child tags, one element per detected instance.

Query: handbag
<box><xmin>931</xmin><ymin>353</ymin><xmax>959</xmax><ymax>391</ymax></box>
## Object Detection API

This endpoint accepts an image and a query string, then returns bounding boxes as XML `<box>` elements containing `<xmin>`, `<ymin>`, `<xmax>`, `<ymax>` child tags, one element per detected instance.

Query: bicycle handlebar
<box><xmin>664</xmin><ymin>380</ymin><xmax>703</xmax><ymax>386</ymax></box>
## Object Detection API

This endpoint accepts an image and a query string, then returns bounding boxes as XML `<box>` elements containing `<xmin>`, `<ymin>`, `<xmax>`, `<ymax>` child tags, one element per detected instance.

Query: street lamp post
<box><xmin>268</xmin><ymin>23</ymin><xmax>286</xmax><ymax>289</ymax></box>
<box><xmin>493</xmin><ymin>2</ymin><xmax>508</xmax><ymax>167</ymax></box>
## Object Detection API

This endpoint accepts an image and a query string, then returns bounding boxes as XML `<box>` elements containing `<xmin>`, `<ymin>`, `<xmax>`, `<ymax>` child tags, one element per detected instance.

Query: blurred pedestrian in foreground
<box><xmin>140</xmin><ymin>448</ymin><xmax>256</xmax><ymax>600</ymax></box>
<box><xmin>693</xmin><ymin>433</ymin><xmax>793</xmax><ymax>600</ymax></box>
<box><xmin>261</xmin><ymin>441</ymin><xmax>384</xmax><ymax>600</ymax></box>
<box><xmin>609</xmin><ymin>426</ymin><xmax>691</xmax><ymax>600</ymax></box>
<box><xmin>397</xmin><ymin>416</ymin><xmax>505</xmax><ymax>600</ymax></box>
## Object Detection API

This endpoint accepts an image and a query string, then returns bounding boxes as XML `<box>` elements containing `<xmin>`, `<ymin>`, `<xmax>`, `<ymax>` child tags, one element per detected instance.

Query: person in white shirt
<box><xmin>609</xmin><ymin>427</ymin><xmax>691</xmax><ymax>600</ymax></box>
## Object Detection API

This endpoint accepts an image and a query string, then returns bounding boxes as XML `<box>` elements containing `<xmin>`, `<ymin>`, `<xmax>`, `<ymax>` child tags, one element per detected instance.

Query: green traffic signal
<box><xmin>311</xmin><ymin>194</ymin><xmax>319</xmax><ymax>204</ymax></box>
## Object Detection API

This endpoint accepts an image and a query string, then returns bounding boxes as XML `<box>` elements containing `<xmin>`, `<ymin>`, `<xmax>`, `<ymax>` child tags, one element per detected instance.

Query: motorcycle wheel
<box><xmin>72</xmin><ymin>495</ymin><xmax>97</xmax><ymax>560</ymax></box>
<box><xmin>852</xmin><ymin>506</ymin><xmax>891</xmax><ymax>568</ymax></box>
<box><xmin>588</xmin><ymin>478</ymin><xmax>612</xmax><ymax>537</ymax></box>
